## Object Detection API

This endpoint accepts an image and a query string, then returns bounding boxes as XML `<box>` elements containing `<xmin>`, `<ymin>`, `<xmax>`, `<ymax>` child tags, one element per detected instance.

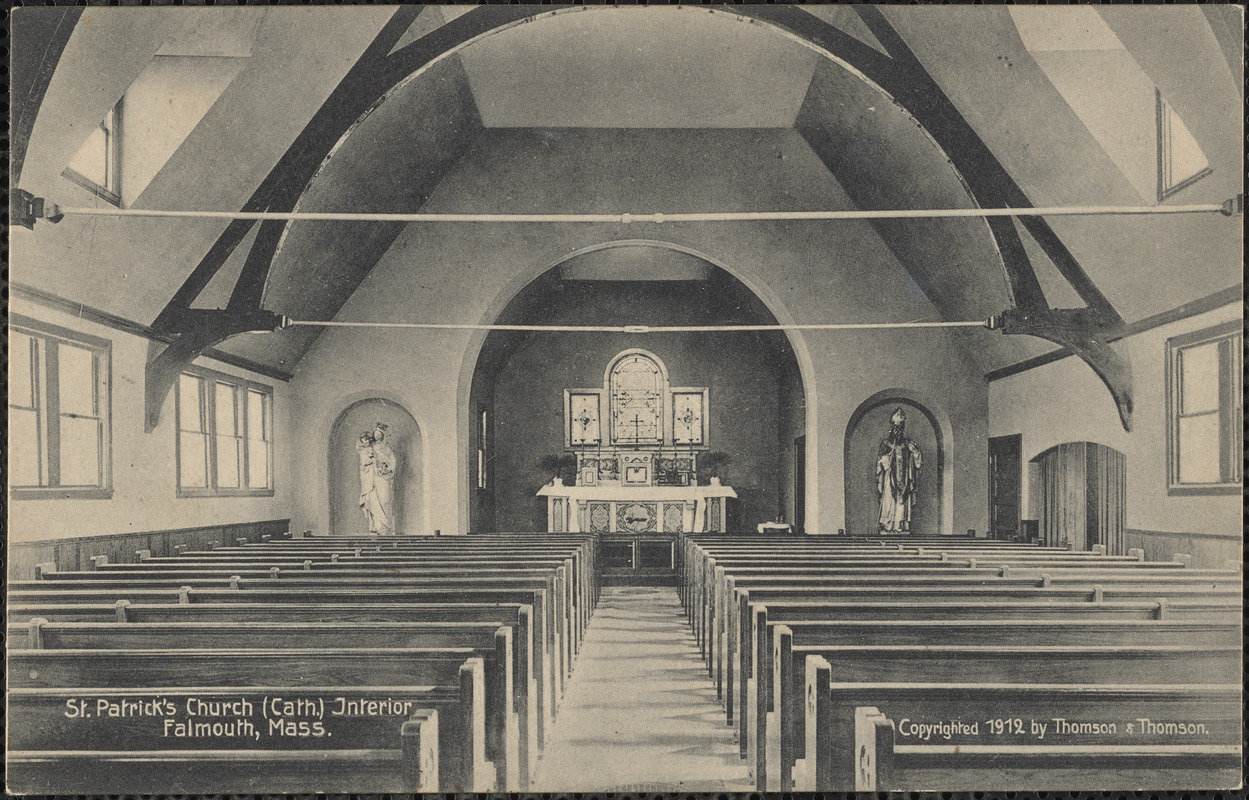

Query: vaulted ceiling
<box><xmin>13</xmin><ymin>6</ymin><xmax>1243</xmax><ymax>384</ymax></box>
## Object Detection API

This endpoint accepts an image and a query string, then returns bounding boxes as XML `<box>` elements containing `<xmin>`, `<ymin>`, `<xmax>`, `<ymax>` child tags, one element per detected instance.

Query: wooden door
<box><xmin>988</xmin><ymin>434</ymin><xmax>1022</xmax><ymax>540</ymax></box>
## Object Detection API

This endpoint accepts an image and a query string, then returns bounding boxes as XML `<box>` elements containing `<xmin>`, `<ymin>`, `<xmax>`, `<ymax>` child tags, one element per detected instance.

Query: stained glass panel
<box><xmin>610</xmin><ymin>354</ymin><xmax>663</xmax><ymax>444</ymax></box>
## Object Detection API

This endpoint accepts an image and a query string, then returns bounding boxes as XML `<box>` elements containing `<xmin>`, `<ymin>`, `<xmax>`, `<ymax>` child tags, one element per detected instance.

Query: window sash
<box><xmin>8</xmin><ymin>321</ymin><xmax>109</xmax><ymax>496</ymax></box>
<box><xmin>177</xmin><ymin>368</ymin><xmax>273</xmax><ymax>496</ymax></box>
<box><xmin>246</xmin><ymin>390</ymin><xmax>272</xmax><ymax>490</ymax></box>
<box><xmin>1167</xmin><ymin>323</ymin><xmax>1242</xmax><ymax>493</ymax></box>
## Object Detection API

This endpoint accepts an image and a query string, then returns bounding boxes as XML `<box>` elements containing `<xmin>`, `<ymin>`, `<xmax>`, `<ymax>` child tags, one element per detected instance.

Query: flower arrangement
<box><xmin>697</xmin><ymin>451</ymin><xmax>732</xmax><ymax>485</ymax></box>
<box><xmin>537</xmin><ymin>453</ymin><xmax>579</xmax><ymax>485</ymax></box>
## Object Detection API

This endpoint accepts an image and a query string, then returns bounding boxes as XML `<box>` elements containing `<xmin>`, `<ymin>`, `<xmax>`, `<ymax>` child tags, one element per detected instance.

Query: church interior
<box><xmin>8</xmin><ymin>6</ymin><xmax>1243</xmax><ymax>793</ymax></box>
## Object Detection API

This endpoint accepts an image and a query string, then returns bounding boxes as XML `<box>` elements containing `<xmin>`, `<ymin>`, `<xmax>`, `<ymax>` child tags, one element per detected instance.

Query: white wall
<box><xmin>287</xmin><ymin>128</ymin><xmax>991</xmax><ymax>537</ymax></box>
<box><xmin>989</xmin><ymin>301</ymin><xmax>1241</xmax><ymax>539</ymax></box>
<box><xmin>7</xmin><ymin>296</ymin><xmax>293</xmax><ymax>544</ymax></box>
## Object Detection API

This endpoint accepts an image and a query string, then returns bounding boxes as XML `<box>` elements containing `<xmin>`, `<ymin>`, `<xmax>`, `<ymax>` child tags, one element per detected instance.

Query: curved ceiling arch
<box><xmin>260</xmin><ymin>5</ymin><xmax>1011</xmax><ymax>321</ymax></box>
<box><xmin>144</xmin><ymin>5</ymin><xmax>1136</xmax><ymax>430</ymax></box>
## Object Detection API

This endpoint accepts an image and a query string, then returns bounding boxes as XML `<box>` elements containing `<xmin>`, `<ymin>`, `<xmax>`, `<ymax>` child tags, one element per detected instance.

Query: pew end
<box><xmin>401</xmin><ymin>709</ymin><xmax>441</xmax><ymax>792</ymax></box>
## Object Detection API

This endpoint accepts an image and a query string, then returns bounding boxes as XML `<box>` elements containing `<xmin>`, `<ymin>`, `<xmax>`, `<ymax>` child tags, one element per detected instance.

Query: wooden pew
<box><xmin>725</xmin><ymin>591</ymin><xmax>1239</xmax><ymax>730</ymax></box>
<box><xmin>721</xmin><ymin>586</ymin><xmax>1240</xmax><ymax>729</ymax></box>
<box><xmin>6</xmin><ymin>600</ymin><xmax>542</xmax><ymax>772</ymax></box>
<box><xmin>688</xmin><ymin>559</ymin><xmax>1222</xmax><ymax>662</ymax></box>
<box><xmin>12</xmin><ymin>576</ymin><xmax>570</xmax><ymax>716</ymax></box>
<box><xmin>745</xmin><ymin>615</ymin><xmax>1239</xmax><ymax>790</ymax></box>
<box><xmin>80</xmin><ymin>560</ymin><xmax>590</xmax><ymax>663</ymax></box>
<box><xmin>772</xmin><ymin>631</ymin><xmax>1242</xmax><ymax>790</ymax></box>
<box><xmin>702</xmin><ymin>567</ymin><xmax>1236</xmax><ymax>713</ymax></box>
<box><xmin>37</xmin><ymin>563</ymin><xmax>580</xmax><ymax>653</ymax></box>
<box><xmin>9</xmin><ymin>618</ymin><xmax>525</xmax><ymax>789</ymax></box>
<box><xmin>12</xmin><ymin>653</ymin><xmax>492</xmax><ymax>793</ymax></box>
<box><xmin>65</xmin><ymin>536</ymin><xmax>598</xmax><ymax>652</ymax></box>
<box><xmin>708</xmin><ymin>571</ymin><xmax>1238</xmax><ymax>715</ymax></box>
<box><xmin>803</xmin><ymin>676</ymin><xmax>1241</xmax><ymax>790</ymax></box>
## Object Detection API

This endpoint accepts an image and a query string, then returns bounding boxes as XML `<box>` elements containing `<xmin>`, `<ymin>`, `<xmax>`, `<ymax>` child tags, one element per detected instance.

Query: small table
<box><xmin>756</xmin><ymin>521</ymin><xmax>794</xmax><ymax>534</ymax></box>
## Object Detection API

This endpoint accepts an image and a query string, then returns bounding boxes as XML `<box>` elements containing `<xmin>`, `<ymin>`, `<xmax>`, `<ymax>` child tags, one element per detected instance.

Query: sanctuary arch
<box><xmin>462</xmin><ymin>241</ymin><xmax>813</xmax><ymax>534</ymax></box>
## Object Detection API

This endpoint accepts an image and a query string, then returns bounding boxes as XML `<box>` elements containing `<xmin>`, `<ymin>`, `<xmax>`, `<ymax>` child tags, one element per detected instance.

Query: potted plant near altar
<box><xmin>697</xmin><ymin>451</ymin><xmax>732</xmax><ymax>486</ymax></box>
<box><xmin>538</xmin><ymin>454</ymin><xmax>579</xmax><ymax>487</ymax></box>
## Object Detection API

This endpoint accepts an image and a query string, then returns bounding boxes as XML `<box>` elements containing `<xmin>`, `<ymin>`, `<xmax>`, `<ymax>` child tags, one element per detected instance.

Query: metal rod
<box><xmin>49</xmin><ymin>203</ymin><xmax>1234</xmax><ymax>224</ymax></box>
<box><xmin>284</xmin><ymin>319</ymin><xmax>992</xmax><ymax>333</ymax></box>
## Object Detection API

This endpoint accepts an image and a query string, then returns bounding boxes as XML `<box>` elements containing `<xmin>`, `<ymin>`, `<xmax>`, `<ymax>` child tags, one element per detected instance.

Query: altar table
<box><xmin>536</xmin><ymin>483</ymin><xmax>737</xmax><ymax>534</ymax></box>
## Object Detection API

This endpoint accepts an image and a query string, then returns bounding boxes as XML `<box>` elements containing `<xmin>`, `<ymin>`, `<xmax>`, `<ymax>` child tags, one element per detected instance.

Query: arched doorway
<box><xmin>844</xmin><ymin>394</ymin><xmax>946</xmax><ymax>537</ymax></box>
<box><xmin>1031</xmin><ymin>442</ymin><xmax>1126</xmax><ymax>553</ymax></box>
<box><xmin>467</xmin><ymin>243</ymin><xmax>807</xmax><ymax>533</ymax></box>
<box><xmin>328</xmin><ymin>399</ymin><xmax>424</xmax><ymax>536</ymax></box>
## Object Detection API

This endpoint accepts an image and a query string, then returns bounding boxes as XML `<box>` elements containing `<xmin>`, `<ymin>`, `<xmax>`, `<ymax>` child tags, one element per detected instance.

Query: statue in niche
<box><xmin>357</xmin><ymin>423</ymin><xmax>397</xmax><ymax>534</ymax></box>
<box><xmin>876</xmin><ymin>407</ymin><xmax>922</xmax><ymax>533</ymax></box>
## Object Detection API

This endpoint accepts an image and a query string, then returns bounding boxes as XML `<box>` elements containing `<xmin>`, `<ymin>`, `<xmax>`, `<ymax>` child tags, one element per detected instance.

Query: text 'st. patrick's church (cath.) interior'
<box><xmin>7</xmin><ymin>6</ymin><xmax>1244</xmax><ymax>794</ymax></box>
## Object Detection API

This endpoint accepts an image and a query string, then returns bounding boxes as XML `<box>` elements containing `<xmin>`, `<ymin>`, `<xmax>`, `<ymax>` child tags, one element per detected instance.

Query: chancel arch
<box><xmin>327</xmin><ymin>397</ymin><xmax>424</xmax><ymax>536</ymax></box>
<box><xmin>844</xmin><ymin>389</ymin><xmax>953</xmax><ymax>537</ymax></box>
<box><xmin>464</xmin><ymin>242</ymin><xmax>810</xmax><ymax>534</ymax></box>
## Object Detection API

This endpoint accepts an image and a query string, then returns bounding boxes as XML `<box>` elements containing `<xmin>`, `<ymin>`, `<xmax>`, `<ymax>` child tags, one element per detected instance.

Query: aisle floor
<box><xmin>533</xmin><ymin>586</ymin><xmax>752</xmax><ymax>792</ymax></box>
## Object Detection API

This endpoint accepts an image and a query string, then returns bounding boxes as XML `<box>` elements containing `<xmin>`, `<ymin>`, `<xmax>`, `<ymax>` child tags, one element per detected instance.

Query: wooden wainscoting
<box><xmin>1126</xmin><ymin>529</ymin><xmax>1242</xmax><ymax>570</ymax></box>
<box><xmin>8</xmin><ymin>519</ymin><xmax>290</xmax><ymax>580</ymax></box>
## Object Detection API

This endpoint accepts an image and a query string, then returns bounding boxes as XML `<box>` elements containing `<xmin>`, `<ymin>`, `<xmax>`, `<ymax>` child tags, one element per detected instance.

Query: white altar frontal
<box><xmin>537</xmin><ymin>482</ymin><xmax>737</xmax><ymax>533</ymax></box>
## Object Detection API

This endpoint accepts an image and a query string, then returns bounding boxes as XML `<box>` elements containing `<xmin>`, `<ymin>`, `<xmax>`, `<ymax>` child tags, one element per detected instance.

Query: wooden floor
<box><xmin>534</xmin><ymin>586</ymin><xmax>751</xmax><ymax>792</ymax></box>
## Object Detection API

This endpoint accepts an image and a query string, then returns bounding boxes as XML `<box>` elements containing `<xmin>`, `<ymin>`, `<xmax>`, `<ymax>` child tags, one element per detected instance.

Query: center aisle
<box><xmin>533</xmin><ymin>586</ymin><xmax>752</xmax><ymax>792</ymax></box>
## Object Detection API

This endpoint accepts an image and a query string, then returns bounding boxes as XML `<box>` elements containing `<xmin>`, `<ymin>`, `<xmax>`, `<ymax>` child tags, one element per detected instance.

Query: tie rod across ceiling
<box><xmin>10</xmin><ymin>190</ymin><xmax>1244</xmax><ymax>228</ymax></box>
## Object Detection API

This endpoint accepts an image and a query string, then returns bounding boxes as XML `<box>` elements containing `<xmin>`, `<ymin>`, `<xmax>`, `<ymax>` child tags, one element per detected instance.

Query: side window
<box><xmin>1166</xmin><ymin>320</ymin><xmax>1242</xmax><ymax>494</ymax></box>
<box><xmin>477</xmin><ymin>408</ymin><xmax>489</xmax><ymax>490</ymax></box>
<box><xmin>177</xmin><ymin>369</ymin><xmax>273</xmax><ymax>496</ymax></box>
<box><xmin>8</xmin><ymin>318</ymin><xmax>112</xmax><ymax>498</ymax></box>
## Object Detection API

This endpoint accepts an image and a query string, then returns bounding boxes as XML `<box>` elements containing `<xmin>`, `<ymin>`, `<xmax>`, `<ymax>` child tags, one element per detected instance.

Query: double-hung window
<box><xmin>8</xmin><ymin>317</ymin><xmax>112</xmax><ymax>498</ymax></box>
<box><xmin>1165</xmin><ymin>320</ymin><xmax>1242</xmax><ymax>494</ymax></box>
<box><xmin>177</xmin><ymin>369</ymin><xmax>273</xmax><ymax>496</ymax></box>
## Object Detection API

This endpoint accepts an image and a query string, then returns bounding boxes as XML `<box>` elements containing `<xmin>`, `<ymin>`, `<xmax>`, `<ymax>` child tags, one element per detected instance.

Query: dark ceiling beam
<box><xmin>740</xmin><ymin>5</ymin><xmax>1134</xmax><ymax>428</ymax></box>
<box><xmin>11</xmin><ymin>8</ymin><xmax>84</xmax><ymax>187</ymax></box>
<box><xmin>144</xmin><ymin>6</ymin><xmax>547</xmax><ymax>430</ymax></box>
<box><xmin>155</xmin><ymin>5</ymin><xmax>545</xmax><ymax>329</ymax></box>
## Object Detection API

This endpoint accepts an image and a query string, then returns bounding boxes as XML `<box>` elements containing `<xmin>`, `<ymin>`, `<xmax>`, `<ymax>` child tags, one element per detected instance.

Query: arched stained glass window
<box><xmin>610</xmin><ymin>353</ymin><xmax>665</xmax><ymax>445</ymax></box>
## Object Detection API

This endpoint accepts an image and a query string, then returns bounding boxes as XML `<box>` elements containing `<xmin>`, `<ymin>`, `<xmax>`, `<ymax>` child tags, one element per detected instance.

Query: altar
<box><xmin>537</xmin><ymin>482</ymin><xmax>737</xmax><ymax>534</ymax></box>
<box><xmin>539</xmin><ymin>348</ymin><xmax>737</xmax><ymax>583</ymax></box>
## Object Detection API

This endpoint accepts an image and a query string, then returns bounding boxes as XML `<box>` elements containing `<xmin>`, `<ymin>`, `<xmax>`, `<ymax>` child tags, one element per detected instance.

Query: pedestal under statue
<box><xmin>876</xmin><ymin>407</ymin><xmax>922</xmax><ymax>533</ymax></box>
<box><xmin>357</xmin><ymin>423</ymin><xmax>397</xmax><ymax>534</ymax></box>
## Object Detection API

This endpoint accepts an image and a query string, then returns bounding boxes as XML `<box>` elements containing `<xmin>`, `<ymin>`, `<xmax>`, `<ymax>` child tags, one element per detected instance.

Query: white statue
<box><xmin>357</xmin><ymin>423</ymin><xmax>397</xmax><ymax>534</ymax></box>
<box><xmin>876</xmin><ymin>407</ymin><xmax>922</xmax><ymax>533</ymax></box>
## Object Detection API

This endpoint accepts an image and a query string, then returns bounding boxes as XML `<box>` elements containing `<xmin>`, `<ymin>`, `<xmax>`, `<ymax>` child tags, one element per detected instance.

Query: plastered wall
<box><xmin>989</xmin><ymin>302</ymin><xmax>1241</xmax><ymax>541</ymax></box>
<box><xmin>7</xmin><ymin>296</ymin><xmax>293</xmax><ymax>543</ymax></box>
<box><xmin>287</xmin><ymin>128</ymin><xmax>990</xmax><ymax>536</ymax></box>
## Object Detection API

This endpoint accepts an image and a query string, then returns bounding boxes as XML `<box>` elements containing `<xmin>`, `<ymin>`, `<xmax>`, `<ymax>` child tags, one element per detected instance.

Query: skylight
<box><xmin>64</xmin><ymin>104</ymin><xmax>120</xmax><ymax>205</ymax></box>
<box><xmin>1009</xmin><ymin>7</ymin><xmax>1211</xmax><ymax>202</ymax></box>
<box><xmin>1156</xmin><ymin>91</ymin><xmax>1211</xmax><ymax>200</ymax></box>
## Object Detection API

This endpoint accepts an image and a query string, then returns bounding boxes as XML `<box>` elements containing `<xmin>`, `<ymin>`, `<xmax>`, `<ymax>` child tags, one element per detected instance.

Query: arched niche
<box><xmin>844</xmin><ymin>391</ymin><xmax>951</xmax><ymax>536</ymax></box>
<box><xmin>328</xmin><ymin>398</ymin><xmax>424</xmax><ymax>536</ymax></box>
